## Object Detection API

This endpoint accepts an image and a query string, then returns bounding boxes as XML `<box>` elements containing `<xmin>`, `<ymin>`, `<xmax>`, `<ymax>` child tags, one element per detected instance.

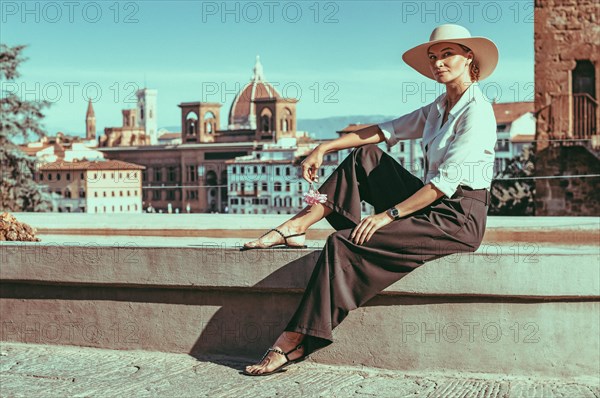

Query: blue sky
<box><xmin>2</xmin><ymin>0</ymin><xmax>534</xmax><ymax>136</ymax></box>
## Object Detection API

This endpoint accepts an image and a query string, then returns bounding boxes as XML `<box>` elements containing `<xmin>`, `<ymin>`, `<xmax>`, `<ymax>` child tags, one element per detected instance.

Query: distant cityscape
<box><xmin>21</xmin><ymin>56</ymin><xmax>535</xmax><ymax>215</ymax></box>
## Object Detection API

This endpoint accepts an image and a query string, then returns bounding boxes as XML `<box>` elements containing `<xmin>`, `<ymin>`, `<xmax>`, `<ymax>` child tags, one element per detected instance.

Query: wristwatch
<box><xmin>386</xmin><ymin>206</ymin><xmax>401</xmax><ymax>220</ymax></box>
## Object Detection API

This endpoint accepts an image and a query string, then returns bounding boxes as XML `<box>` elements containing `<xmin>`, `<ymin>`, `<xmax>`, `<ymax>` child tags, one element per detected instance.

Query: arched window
<box><xmin>261</xmin><ymin>115</ymin><xmax>271</xmax><ymax>132</ymax></box>
<box><xmin>205</xmin><ymin>170</ymin><xmax>218</xmax><ymax>186</ymax></box>
<box><xmin>282</xmin><ymin>108</ymin><xmax>293</xmax><ymax>132</ymax></box>
<box><xmin>204</xmin><ymin>111</ymin><xmax>216</xmax><ymax>134</ymax></box>
<box><xmin>572</xmin><ymin>60</ymin><xmax>596</xmax><ymax>137</ymax></box>
<box><xmin>186</xmin><ymin>112</ymin><xmax>199</xmax><ymax>137</ymax></box>
<box><xmin>260</xmin><ymin>108</ymin><xmax>273</xmax><ymax>132</ymax></box>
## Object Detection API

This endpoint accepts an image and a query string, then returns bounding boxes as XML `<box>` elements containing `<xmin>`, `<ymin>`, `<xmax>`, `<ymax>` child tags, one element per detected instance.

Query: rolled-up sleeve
<box><xmin>429</xmin><ymin>105</ymin><xmax>497</xmax><ymax>198</ymax></box>
<box><xmin>377</xmin><ymin>104</ymin><xmax>430</xmax><ymax>147</ymax></box>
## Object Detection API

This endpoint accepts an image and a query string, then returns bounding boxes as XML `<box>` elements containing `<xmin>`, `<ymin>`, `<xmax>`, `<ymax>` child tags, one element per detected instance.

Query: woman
<box><xmin>242</xmin><ymin>24</ymin><xmax>499</xmax><ymax>376</ymax></box>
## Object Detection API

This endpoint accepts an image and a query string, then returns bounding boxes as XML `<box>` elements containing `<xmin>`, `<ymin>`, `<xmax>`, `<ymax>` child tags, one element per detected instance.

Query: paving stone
<box><xmin>0</xmin><ymin>342</ymin><xmax>598</xmax><ymax>398</ymax></box>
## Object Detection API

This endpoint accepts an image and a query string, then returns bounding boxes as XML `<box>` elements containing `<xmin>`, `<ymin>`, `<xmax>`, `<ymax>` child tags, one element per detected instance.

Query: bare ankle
<box><xmin>282</xmin><ymin>220</ymin><xmax>307</xmax><ymax>234</ymax></box>
<box><xmin>277</xmin><ymin>331</ymin><xmax>304</xmax><ymax>347</ymax></box>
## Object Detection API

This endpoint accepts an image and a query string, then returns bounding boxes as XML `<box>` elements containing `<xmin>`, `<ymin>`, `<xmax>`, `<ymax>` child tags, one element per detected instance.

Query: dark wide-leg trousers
<box><xmin>283</xmin><ymin>144</ymin><xmax>489</xmax><ymax>356</ymax></box>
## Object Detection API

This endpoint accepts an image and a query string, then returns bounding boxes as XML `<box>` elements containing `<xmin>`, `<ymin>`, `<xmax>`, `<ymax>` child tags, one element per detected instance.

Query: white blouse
<box><xmin>377</xmin><ymin>83</ymin><xmax>497</xmax><ymax>198</ymax></box>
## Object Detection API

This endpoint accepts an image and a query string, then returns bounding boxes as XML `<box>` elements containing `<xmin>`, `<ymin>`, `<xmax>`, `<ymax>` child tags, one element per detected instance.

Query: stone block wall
<box><xmin>534</xmin><ymin>0</ymin><xmax>599</xmax><ymax>119</ymax></box>
<box><xmin>535</xmin><ymin>145</ymin><xmax>600</xmax><ymax>215</ymax></box>
<box><xmin>534</xmin><ymin>0</ymin><xmax>600</xmax><ymax>215</ymax></box>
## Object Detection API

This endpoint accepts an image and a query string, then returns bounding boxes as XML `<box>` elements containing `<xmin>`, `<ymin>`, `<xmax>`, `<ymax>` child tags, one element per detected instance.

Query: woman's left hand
<box><xmin>351</xmin><ymin>212</ymin><xmax>393</xmax><ymax>245</ymax></box>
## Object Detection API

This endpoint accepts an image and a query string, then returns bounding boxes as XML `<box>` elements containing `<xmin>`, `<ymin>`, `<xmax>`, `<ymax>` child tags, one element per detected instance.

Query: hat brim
<box><xmin>402</xmin><ymin>37</ymin><xmax>499</xmax><ymax>81</ymax></box>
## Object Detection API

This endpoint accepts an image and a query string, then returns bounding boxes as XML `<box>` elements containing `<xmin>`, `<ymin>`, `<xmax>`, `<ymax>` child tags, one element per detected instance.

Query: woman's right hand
<box><xmin>301</xmin><ymin>145</ymin><xmax>325</xmax><ymax>183</ymax></box>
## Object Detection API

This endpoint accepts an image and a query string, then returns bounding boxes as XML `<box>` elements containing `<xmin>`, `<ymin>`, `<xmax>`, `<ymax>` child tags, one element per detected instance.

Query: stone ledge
<box><xmin>2</xmin><ymin>217</ymin><xmax>599</xmax><ymax>377</ymax></box>
<box><xmin>2</xmin><ymin>240</ymin><xmax>599</xmax><ymax>377</ymax></box>
<box><xmin>1</xmin><ymin>284</ymin><xmax>598</xmax><ymax>378</ymax></box>
<box><xmin>8</xmin><ymin>213</ymin><xmax>600</xmax><ymax>245</ymax></box>
<box><xmin>1</xmin><ymin>242</ymin><xmax>598</xmax><ymax>298</ymax></box>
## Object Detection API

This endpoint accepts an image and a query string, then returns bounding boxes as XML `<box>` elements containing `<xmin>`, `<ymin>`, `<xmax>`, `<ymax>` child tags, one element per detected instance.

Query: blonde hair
<box><xmin>458</xmin><ymin>44</ymin><xmax>480</xmax><ymax>82</ymax></box>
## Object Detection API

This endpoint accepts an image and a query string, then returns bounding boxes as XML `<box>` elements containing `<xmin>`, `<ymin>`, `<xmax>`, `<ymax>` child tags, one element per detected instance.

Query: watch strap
<box><xmin>387</xmin><ymin>207</ymin><xmax>400</xmax><ymax>220</ymax></box>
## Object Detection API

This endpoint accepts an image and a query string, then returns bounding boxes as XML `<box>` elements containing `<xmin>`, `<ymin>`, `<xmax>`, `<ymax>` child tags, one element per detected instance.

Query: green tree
<box><xmin>1</xmin><ymin>44</ymin><xmax>52</xmax><ymax>211</ymax></box>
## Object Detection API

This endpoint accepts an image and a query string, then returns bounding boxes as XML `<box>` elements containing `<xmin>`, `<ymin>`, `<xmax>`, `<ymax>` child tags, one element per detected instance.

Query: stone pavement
<box><xmin>0</xmin><ymin>342</ymin><xmax>598</xmax><ymax>398</ymax></box>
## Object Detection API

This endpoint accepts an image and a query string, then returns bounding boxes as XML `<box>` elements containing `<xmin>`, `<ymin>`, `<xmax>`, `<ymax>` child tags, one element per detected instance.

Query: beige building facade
<box><xmin>37</xmin><ymin>160</ymin><xmax>145</xmax><ymax>213</ymax></box>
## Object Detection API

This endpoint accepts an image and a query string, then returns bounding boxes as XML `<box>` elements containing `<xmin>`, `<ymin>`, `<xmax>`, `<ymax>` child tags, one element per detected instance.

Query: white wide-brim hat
<box><xmin>402</xmin><ymin>24</ymin><xmax>499</xmax><ymax>81</ymax></box>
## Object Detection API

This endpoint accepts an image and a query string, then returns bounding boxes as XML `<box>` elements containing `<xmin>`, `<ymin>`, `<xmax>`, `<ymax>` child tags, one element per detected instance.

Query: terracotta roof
<box><xmin>227</xmin><ymin>58</ymin><xmax>282</xmax><ymax>129</ymax></box>
<box><xmin>39</xmin><ymin>159</ymin><xmax>145</xmax><ymax>171</ymax></box>
<box><xmin>493</xmin><ymin>102</ymin><xmax>534</xmax><ymax>124</ymax></box>
<box><xmin>18</xmin><ymin>144</ymin><xmax>51</xmax><ymax>156</ymax></box>
<box><xmin>228</xmin><ymin>81</ymin><xmax>281</xmax><ymax>128</ymax></box>
<box><xmin>511</xmin><ymin>134</ymin><xmax>535</xmax><ymax>143</ymax></box>
<box><xmin>158</xmin><ymin>132</ymin><xmax>181</xmax><ymax>140</ymax></box>
<box><xmin>19</xmin><ymin>142</ymin><xmax>72</xmax><ymax>156</ymax></box>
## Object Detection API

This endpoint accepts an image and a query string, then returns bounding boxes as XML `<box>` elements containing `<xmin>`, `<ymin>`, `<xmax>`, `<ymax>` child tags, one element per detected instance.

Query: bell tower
<box><xmin>136</xmin><ymin>88</ymin><xmax>158</xmax><ymax>145</ymax></box>
<box><xmin>178</xmin><ymin>102</ymin><xmax>222</xmax><ymax>143</ymax></box>
<box><xmin>254</xmin><ymin>98</ymin><xmax>298</xmax><ymax>142</ymax></box>
<box><xmin>85</xmin><ymin>99</ymin><xmax>96</xmax><ymax>140</ymax></box>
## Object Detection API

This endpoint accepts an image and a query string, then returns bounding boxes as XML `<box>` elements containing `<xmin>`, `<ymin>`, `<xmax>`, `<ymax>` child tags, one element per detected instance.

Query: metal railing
<box><xmin>573</xmin><ymin>93</ymin><xmax>597</xmax><ymax>139</ymax></box>
<box><xmin>537</xmin><ymin>93</ymin><xmax>598</xmax><ymax>139</ymax></box>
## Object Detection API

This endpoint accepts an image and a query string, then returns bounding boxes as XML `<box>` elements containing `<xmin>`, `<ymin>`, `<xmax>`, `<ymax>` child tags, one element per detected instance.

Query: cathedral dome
<box><xmin>228</xmin><ymin>56</ymin><xmax>281</xmax><ymax>130</ymax></box>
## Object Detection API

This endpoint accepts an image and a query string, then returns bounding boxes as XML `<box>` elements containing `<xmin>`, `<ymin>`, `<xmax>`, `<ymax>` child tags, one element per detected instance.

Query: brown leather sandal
<box><xmin>242</xmin><ymin>343</ymin><xmax>308</xmax><ymax>376</ymax></box>
<box><xmin>239</xmin><ymin>228</ymin><xmax>308</xmax><ymax>251</ymax></box>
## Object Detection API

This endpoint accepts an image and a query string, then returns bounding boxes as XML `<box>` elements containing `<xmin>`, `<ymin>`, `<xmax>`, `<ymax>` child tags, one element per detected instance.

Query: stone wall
<box><xmin>2</xmin><ymin>236</ymin><xmax>599</xmax><ymax>377</ymax></box>
<box><xmin>534</xmin><ymin>0</ymin><xmax>599</xmax><ymax>118</ymax></box>
<box><xmin>534</xmin><ymin>0</ymin><xmax>600</xmax><ymax>215</ymax></box>
<box><xmin>535</xmin><ymin>146</ymin><xmax>600</xmax><ymax>215</ymax></box>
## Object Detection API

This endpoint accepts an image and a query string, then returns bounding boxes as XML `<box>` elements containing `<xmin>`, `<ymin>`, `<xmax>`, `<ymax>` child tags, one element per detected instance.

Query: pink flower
<box><xmin>303</xmin><ymin>183</ymin><xmax>327</xmax><ymax>205</ymax></box>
